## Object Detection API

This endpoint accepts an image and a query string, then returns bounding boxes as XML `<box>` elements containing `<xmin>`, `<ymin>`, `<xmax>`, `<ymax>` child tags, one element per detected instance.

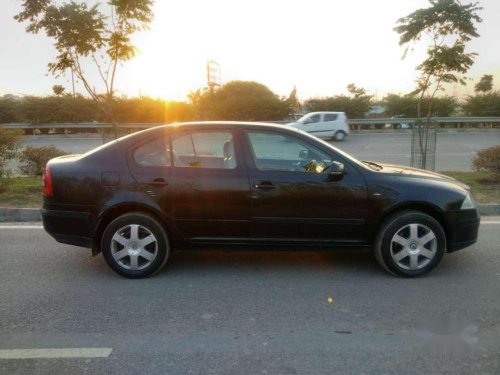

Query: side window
<box><xmin>324</xmin><ymin>113</ymin><xmax>338</xmax><ymax>122</ymax></box>
<box><xmin>134</xmin><ymin>137</ymin><xmax>171</xmax><ymax>167</ymax></box>
<box><xmin>247</xmin><ymin>131</ymin><xmax>332</xmax><ymax>173</ymax></box>
<box><xmin>304</xmin><ymin>114</ymin><xmax>321</xmax><ymax>125</ymax></box>
<box><xmin>172</xmin><ymin>131</ymin><xmax>236</xmax><ymax>169</ymax></box>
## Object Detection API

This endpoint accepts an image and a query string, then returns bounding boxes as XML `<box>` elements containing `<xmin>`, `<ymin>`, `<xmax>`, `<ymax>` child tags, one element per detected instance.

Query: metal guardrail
<box><xmin>1</xmin><ymin>117</ymin><xmax>500</xmax><ymax>130</ymax></box>
<box><xmin>1</xmin><ymin>122</ymin><xmax>161</xmax><ymax>129</ymax></box>
<box><xmin>349</xmin><ymin>116</ymin><xmax>500</xmax><ymax>125</ymax></box>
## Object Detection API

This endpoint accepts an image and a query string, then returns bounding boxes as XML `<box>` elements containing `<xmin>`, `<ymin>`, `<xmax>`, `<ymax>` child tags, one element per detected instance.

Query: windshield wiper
<box><xmin>362</xmin><ymin>161</ymin><xmax>383</xmax><ymax>170</ymax></box>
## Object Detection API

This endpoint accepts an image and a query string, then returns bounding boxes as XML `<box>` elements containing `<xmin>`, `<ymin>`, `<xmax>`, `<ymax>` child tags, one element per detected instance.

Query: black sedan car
<box><xmin>42</xmin><ymin>122</ymin><xmax>480</xmax><ymax>278</ymax></box>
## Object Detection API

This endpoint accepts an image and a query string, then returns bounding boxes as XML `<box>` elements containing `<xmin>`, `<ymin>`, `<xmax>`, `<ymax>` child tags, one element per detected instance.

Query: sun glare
<box><xmin>117</xmin><ymin>0</ymin><xmax>429</xmax><ymax>101</ymax></box>
<box><xmin>114</xmin><ymin>0</ymin><xmax>498</xmax><ymax>101</ymax></box>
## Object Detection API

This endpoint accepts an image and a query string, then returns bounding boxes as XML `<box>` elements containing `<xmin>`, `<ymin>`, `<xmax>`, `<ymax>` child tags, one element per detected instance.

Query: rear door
<box><xmin>323</xmin><ymin>113</ymin><xmax>339</xmax><ymax>133</ymax></box>
<box><xmin>129</xmin><ymin>128</ymin><xmax>252</xmax><ymax>243</ymax></box>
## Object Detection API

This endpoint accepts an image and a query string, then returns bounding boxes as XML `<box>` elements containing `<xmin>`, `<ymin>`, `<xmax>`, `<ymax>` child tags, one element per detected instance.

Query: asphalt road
<box><xmin>1</xmin><ymin>220</ymin><xmax>499</xmax><ymax>374</ymax></box>
<box><xmin>14</xmin><ymin>131</ymin><xmax>500</xmax><ymax>171</ymax></box>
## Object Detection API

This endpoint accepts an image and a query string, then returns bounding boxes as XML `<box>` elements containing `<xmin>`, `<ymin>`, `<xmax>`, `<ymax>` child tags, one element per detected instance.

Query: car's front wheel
<box><xmin>374</xmin><ymin>210</ymin><xmax>446</xmax><ymax>277</ymax></box>
<box><xmin>101</xmin><ymin>212</ymin><xmax>170</xmax><ymax>278</ymax></box>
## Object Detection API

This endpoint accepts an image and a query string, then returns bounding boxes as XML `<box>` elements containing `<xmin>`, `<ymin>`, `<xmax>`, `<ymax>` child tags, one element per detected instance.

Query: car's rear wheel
<box><xmin>101</xmin><ymin>212</ymin><xmax>170</xmax><ymax>278</ymax></box>
<box><xmin>374</xmin><ymin>210</ymin><xmax>446</xmax><ymax>277</ymax></box>
<box><xmin>333</xmin><ymin>131</ymin><xmax>346</xmax><ymax>141</ymax></box>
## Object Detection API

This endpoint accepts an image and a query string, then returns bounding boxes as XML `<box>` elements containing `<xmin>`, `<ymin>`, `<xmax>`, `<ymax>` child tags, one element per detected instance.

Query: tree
<box><xmin>0</xmin><ymin>93</ymin><xmax>194</xmax><ymax>126</ymax></box>
<box><xmin>17</xmin><ymin>95</ymin><xmax>97</xmax><ymax>124</ymax></box>
<box><xmin>112</xmin><ymin>96</ymin><xmax>194</xmax><ymax>123</ymax></box>
<box><xmin>462</xmin><ymin>91</ymin><xmax>500</xmax><ymax>116</ymax></box>
<box><xmin>15</xmin><ymin>0</ymin><xmax>154</xmax><ymax>138</ymax></box>
<box><xmin>383</xmin><ymin>94</ymin><xmax>457</xmax><ymax>117</ymax></box>
<box><xmin>52</xmin><ymin>84</ymin><xmax>65</xmax><ymax>96</ymax></box>
<box><xmin>0</xmin><ymin>95</ymin><xmax>20</xmax><ymax>123</ymax></box>
<box><xmin>288</xmin><ymin>86</ymin><xmax>302</xmax><ymax>114</ymax></box>
<box><xmin>190</xmin><ymin>81</ymin><xmax>292</xmax><ymax>121</ymax></box>
<box><xmin>395</xmin><ymin>0</ymin><xmax>482</xmax><ymax>169</ymax></box>
<box><xmin>304</xmin><ymin>84</ymin><xmax>373</xmax><ymax>118</ymax></box>
<box><xmin>474</xmin><ymin>74</ymin><xmax>493</xmax><ymax>93</ymax></box>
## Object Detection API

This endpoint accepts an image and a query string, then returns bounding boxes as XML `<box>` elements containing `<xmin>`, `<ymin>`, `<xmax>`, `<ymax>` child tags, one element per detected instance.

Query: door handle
<box><xmin>147</xmin><ymin>178</ymin><xmax>168</xmax><ymax>186</ymax></box>
<box><xmin>254</xmin><ymin>181</ymin><xmax>276</xmax><ymax>189</ymax></box>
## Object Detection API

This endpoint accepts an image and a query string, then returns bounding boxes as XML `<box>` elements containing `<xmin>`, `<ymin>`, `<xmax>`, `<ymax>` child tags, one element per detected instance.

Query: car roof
<box><xmin>157</xmin><ymin>121</ymin><xmax>286</xmax><ymax>129</ymax></box>
<box><xmin>305</xmin><ymin>112</ymin><xmax>345</xmax><ymax>115</ymax></box>
<box><xmin>139</xmin><ymin>121</ymin><xmax>301</xmax><ymax>135</ymax></box>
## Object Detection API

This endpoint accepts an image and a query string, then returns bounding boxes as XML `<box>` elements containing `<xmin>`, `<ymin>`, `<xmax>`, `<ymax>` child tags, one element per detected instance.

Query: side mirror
<box><xmin>329</xmin><ymin>161</ymin><xmax>345</xmax><ymax>180</ymax></box>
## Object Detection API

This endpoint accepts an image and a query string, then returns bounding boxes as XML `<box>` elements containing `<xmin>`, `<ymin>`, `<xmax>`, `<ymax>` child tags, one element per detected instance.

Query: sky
<box><xmin>1</xmin><ymin>0</ymin><xmax>499</xmax><ymax>101</ymax></box>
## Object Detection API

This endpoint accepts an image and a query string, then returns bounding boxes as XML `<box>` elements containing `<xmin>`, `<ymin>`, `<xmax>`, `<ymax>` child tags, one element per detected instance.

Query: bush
<box><xmin>18</xmin><ymin>146</ymin><xmax>67</xmax><ymax>176</ymax></box>
<box><xmin>472</xmin><ymin>146</ymin><xmax>500</xmax><ymax>173</ymax></box>
<box><xmin>0</xmin><ymin>126</ymin><xmax>22</xmax><ymax>177</ymax></box>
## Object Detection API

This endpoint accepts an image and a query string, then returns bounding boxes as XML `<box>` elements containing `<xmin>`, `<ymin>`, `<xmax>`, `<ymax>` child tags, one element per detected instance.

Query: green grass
<box><xmin>0</xmin><ymin>172</ymin><xmax>498</xmax><ymax>208</ymax></box>
<box><xmin>0</xmin><ymin>176</ymin><xmax>43</xmax><ymax>208</ymax></box>
<box><xmin>440</xmin><ymin>171</ymin><xmax>500</xmax><ymax>204</ymax></box>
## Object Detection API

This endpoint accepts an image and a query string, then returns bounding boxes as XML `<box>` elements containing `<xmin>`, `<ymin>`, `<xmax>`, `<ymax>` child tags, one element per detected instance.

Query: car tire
<box><xmin>333</xmin><ymin>131</ymin><xmax>346</xmax><ymax>141</ymax></box>
<box><xmin>101</xmin><ymin>212</ymin><xmax>170</xmax><ymax>278</ymax></box>
<box><xmin>374</xmin><ymin>210</ymin><xmax>446</xmax><ymax>277</ymax></box>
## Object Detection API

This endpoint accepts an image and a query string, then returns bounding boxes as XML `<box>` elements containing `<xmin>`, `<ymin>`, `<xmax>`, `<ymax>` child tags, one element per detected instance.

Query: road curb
<box><xmin>0</xmin><ymin>208</ymin><xmax>41</xmax><ymax>222</ymax></box>
<box><xmin>0</xmin><ymin>205</ymin><xmax>499</xmax><ymax>222</ymax></box>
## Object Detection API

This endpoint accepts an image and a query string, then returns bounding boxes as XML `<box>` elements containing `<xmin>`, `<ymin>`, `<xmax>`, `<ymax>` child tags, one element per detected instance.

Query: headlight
<box><xmin>460</xmin><ymin>192</ymin><xmax>476</xmax><ymax>210</ymax></box>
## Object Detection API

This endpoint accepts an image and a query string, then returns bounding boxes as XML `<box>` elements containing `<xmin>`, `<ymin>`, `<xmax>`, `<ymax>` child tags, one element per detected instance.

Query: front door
<box><xmin>243</xmin><ymin>129</ymin><xmax>369</xmax><ymax>245</ymax></box>
<box><xmin>302</xmin><ymin>113</ymin><xmax>323</xmax><ymax>135</ymax></box>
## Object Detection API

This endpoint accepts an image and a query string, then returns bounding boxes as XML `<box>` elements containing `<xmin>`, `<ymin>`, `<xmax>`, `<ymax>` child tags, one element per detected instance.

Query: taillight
<box><xmin>43</xmin><ymin>164</ymin><xmax>53</xmax><ymax>197</ymax></box>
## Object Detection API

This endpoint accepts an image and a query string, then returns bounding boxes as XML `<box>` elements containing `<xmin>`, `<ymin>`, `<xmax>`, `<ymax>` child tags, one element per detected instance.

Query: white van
<box><xmin>287</xmin><ymin>112</ymin><xmax>350</xmax><ymax>141</ymax></box>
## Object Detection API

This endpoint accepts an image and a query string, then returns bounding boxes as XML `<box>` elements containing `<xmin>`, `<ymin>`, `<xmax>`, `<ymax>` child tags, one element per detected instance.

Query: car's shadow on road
<box><xmin>156</xmin><ymin>249</ymin><xmax>384</xmax><ymax>278</ymax></box>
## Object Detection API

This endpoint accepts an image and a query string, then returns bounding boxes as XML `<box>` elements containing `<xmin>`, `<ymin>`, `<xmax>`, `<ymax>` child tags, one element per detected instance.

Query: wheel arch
<box><xmin>92</xmin><ymin>202</ymin><xmax>179</xmax><ymax>256</ymax></box>
<box><xmin>377</xmin><ymin>202</ymin><xmax>449</xmax><ymax>245</ymax></box>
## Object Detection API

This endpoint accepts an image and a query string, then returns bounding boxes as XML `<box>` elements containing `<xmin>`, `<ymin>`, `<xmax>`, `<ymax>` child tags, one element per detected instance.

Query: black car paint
<box><xmin>42</xmin><ymin>122</ymin><xmax>480</xmax><ymax>255</ymax></box>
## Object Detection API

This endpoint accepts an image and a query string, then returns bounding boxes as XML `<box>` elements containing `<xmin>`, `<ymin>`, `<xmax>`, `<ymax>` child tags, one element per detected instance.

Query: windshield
<box><xmin>296</xmin><ymin>114</ymin><xmax>312</xmax><ymax>124</ymax></box>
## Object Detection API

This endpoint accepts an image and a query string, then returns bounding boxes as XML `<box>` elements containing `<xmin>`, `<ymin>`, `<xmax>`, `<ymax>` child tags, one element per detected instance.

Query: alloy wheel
<box><xmin>110</xmin><ymin>224</ymin><xmax>158</xmax><ymax>270</ymax></box>
<box><xmin>390</xmin><ymin>223</ymin><xmax>437</xmax><ymax>270</ymax></box>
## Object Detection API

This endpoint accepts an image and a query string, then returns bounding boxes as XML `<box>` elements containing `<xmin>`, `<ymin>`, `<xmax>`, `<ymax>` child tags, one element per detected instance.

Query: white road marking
<box><xmin>0</xmin><ymin>225</ymin><xmax>43</xmax><ymax>229</ymax></box>
<box><xmin>481</xmin><ymin>221</ymin><xmax>500</xmax><ymax>225</ymax></box>
<box><xmin>0</xmin><ymin>348</ymin><xmax>112</xmax><ymax>359</ymax></box>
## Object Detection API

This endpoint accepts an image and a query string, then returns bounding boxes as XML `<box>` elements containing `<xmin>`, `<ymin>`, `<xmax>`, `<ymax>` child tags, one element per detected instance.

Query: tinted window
<box><xmin>247</xmin><ymin>131</ymin><xmax>332</xmax><ymax>173</ymax></box>
<box><xmin>324</xmin><ymin>113</ymin><xmax>338</xmax><ymax>122</ymax></box>
<box><xmin>172</xmin><ymin>131</ymin><xmax>236</xmax><ymax>169</ymax></box>
<box><xmin>134</xmin><ymin>138</ymin><xmax>171</xmax><ymax>167</ymax></box>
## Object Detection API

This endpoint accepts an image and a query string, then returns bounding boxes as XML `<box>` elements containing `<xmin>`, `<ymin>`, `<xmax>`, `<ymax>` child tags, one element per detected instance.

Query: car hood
<box><xmin>371</xmin><ymin>162</ymin><xmax>469</xmax><ymax>188</ymax></box>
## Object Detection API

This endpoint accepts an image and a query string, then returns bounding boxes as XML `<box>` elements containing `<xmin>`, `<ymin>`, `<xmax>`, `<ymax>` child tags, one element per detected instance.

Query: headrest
<box><xmin>223</xmin><ymin>140</ymin><xmax>234</xmax><ymax>158</ymax></box>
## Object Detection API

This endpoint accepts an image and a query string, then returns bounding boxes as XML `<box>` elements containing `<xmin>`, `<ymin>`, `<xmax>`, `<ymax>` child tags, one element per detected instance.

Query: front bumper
<box><xmin>42</xmin><ymin>208</ymin><xmax>93</xmax><ymax>248</ymax></box>
<box><xmin>446</xmin><ymin>209</ymin><xmax>480</xmax><ymax>252</ymax></box>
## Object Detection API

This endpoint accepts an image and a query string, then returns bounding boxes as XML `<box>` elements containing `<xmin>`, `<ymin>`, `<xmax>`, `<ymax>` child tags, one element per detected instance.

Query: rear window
<box><xmin>134</xmin><ymin>138</ymin><xmax>171</xmax><ymax>167</ymax></box>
